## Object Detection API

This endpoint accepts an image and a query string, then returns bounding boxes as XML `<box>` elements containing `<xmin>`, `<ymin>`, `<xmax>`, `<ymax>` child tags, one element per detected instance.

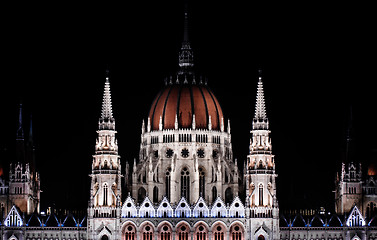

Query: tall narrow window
<box><xmin>225</xmin><ymin>187</ymin><xmax>233</xmax><ymax>205</ymax></box>
<box><xmin>212</xmin><ymin>187</ymin><xmax>217</xmax><ymax>201</ymax></box>
<box><xmin>199</xmin><ymin>167</ymin><xmax>205</xmax><ymax>198</ymax></box>
<box><xmin>103</xmin><ymin>184</ymin><xmax>108</xmax><ymax>206</ymax></box>
<box><xmin>181</xmin><ymin>167</ymin><xmax>190</xmax><ymax>201</ymax></box>
<box><xmin>259</xmin><ymin>184</ymin><xmax>263</xmax><ymax>206</ymax></box>
<box><xmin>166</xmin><ymin>168</ymin><xmax>171</xmax><ymax>200</ymax></box>
<box><xmin>153</xmin><ymin>186</ymin><xmax>159</xmax><ymax>203</ymax></box>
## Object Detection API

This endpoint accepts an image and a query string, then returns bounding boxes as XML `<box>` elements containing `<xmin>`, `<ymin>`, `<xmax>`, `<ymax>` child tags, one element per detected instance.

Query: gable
<box><xmin>346</xmin><ymin>205</ymin><xmax>365</xmax><ymax>227</ymax></box>
<box><xmin>4</xmin><ymin>205</ymin><xmax>23</xmax><ymax>227</ymax></box>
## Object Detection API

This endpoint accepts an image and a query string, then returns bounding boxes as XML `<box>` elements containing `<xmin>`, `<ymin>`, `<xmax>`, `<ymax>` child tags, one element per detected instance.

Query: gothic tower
<box><xmin>7</xmin><ymin>104</ymin><xmax>41</xmax><ymax>215</ymax></box>
<box><xmin>87</xmin><ymin>71</ymin><xmax>122</xmax><ymax>240</ymax></box>
<box><xmin>245</xmin><ymin>72</ymin><xmax>279</xmax><ymax>240</ymax></box>
<box><xmin>131</xmin><ymin>7</ymin><xmax>240</xmax><ymax>205</ymax></box>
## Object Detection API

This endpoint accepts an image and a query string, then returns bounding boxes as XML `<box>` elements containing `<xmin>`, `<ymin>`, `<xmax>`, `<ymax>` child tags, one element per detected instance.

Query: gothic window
<box><xmin>259</xmin><ymin>184</ymin><xmax>264</xmax><ymax>206</ymax></box>
<box><xmin>212</xmin><ymin>186</ymin><xmax>217</xmax><ymax>201</ymax></box>
<box><xmin>177</xmin><ymin>224</ymin><xmax>189</xmax><ymax>240</ymax></box>
<box><xmin>258</xmin><ymin>235</ymin><xmax>265</xmax><ymax>240</ymax></box>
<box><xmin>153</xmin><ymin>186</ymin><xmax>159</xmax><ymax>203</ymax></box>
<box><xmin>143</xmin><ymin>225</ymin><xmax>153</xmax><ymax>240</ymax></box>
<box><xmin>231</xmin><ymin>225</ymin><xmax>243</xmax><ymax>240</ymax></box>
<box><xmin>102</xmin><ymin>235</ymin><xmax>109</xmax><ymax>240</ymax></box>
<box><xmin>160</xmin><ymin>225</ymin><xmax>172</xmax><ymax>240</ymax></box>
<box><xmin>124</xmin><ymin>225</ymin><xmax>136</xmax><ymax>240</ymax></box>
<box><xmin>138</xmin><ymin>187</ymin><xmax>146</xmax><ymax>204</ymax></box>
<box><xmin>103</xmin><ymin>183</ymin><xmax>108</xmax><ymax>206</ymax></box>
<box><xmin>166</xmin><ymin>167</ymin><xmax>171</xmax><ymax>200</ymax></box>
<box><xmin>225</xmin><ymin>187</ymin><xmax>233</xmax><ymax>205</ymax></box>
<box><xmin>181</xmin><ymin>167</ymin><xmax>190</xmax><ymax>200</ymax></box>
<box><xmin>195</xmin><ymin>225</ymin><xmax>207</xmax><ymax>240</ymax></box>
<box><xmin>199</xmin><ymin>167</ymin><xmax>205</xmax><ymax>198</ymax></box>
<box><xmin>213</xmin><ymin>225</ymin><xmax>225</xmax><ymax>240</ymax></box>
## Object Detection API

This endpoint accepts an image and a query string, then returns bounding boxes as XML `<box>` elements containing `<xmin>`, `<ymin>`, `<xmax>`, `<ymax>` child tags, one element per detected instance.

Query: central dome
<box><xmin>148</xmin><ymin>83</ymin><xmax>223</xmax><ymax>131</ymax></box>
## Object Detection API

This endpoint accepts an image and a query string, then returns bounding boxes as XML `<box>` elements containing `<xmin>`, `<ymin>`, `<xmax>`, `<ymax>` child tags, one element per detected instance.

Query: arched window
<box><xmin>231</xmin><ymin>225</ymin><xmax>243</xmax><ymax>240</ymax></box>
<box><xmin>213</xmin><ymin>225</ymin><xmax>225</xmax><ymax>240</ymax></box>
<box><xmin>138</xmin><ymin>187</ymin><xmax>146</xmax><ymax>204</ymax></box>
<box><xmin>177</xmin><ymin>224</ymin><xmax>189</xmax><ymax>240</ymax></box>
<box><xmin>199</xmin><ymin>167</ymin><xmax>205</xmax><ymax>198</ymax></box>
<box><xmin>124</xmin><ymin>225</ymin><xmax>136</xmax><ymax>240</ymax></box>
<box><xmin>102</xmin><ymin>235</ymin><xmax>109</xmax><ymax>240</ymax></box>
<box><xmin>212</xmin><ymin>186</ymin><xmax>217</xmax><ymax>201</ymax></box>
<box><xmin>195</xmin><ymin>225</ymin><xmax>207</xmax><ymax>240</ymax></box>
<box><xmin>259</xmin><ymin>184</ymin><xmax>263</xmax><ymax>206</ymax></box>
<box><xmin>181</xmin><ymin>167</ymin><xmax>190</xmax><ymax>201</ymax></box>
<box><xmin>103</xmin><ymin>184</ymin><xmax>108</xmax><ymax>206</ymax></box>
<box><xmin>143</xmin><ymin>225</ymin><xmax>153</xmax><ymax>240</ymax></box>
<box><xmin>225</xmin><ymin>187</ymin><xmax>233</xmax><ymax>204</ymax></box>
<box><xmin>166</xmin><ymin>167</ymin><xmax>171</xmax><ymax>200</ymax></box>
<box><xmin>257</xmin><ymin>235</ymin><xmax>264</xmax><ymax>240</ymax></box>
<box><xmin>160</xmin><ymin>225</ymin><xmax>172</xmax><ymax>240</ymax></box>
<box><xmin>153</xmin><ymin>186</ymin><xmax>159</xmax><ymax>203</ymax></box>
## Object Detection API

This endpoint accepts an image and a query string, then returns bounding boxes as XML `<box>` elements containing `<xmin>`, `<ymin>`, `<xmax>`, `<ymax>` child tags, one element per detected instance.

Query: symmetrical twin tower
<box><xmin>86</xmin><ymin>9</ymin><xmax>279</xmax><ymax>240</ymax></box>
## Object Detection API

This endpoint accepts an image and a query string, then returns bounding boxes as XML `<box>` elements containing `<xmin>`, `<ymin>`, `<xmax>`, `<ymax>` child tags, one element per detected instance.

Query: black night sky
<box><xmin>1</xmin><ymin>2</ymin><xmax>376</xmax><ymax>214</ymax></box>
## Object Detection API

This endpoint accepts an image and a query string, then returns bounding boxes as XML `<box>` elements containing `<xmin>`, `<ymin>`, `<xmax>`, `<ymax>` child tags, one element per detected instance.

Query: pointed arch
<box><xmin>230</xmin><ymin>222</ymin><xmax>244</xmax><ymax>240</ymax></box>
<box><xmin>176</xmin><ymin>221</ymin><xmax>190</xmax><ymax>240</ymax></box>
<box><xmin>225</xmin><ymin>187</ymin><xmax>233</xmax><ymax>205</ymax></box>
<box><xmin>212</xmin><ymin>222</ymin><xmax>226</xmax><ymax>240</ymax></box>
<box><xmin>122</xmin><ymin>222</ymin><xmax>137</xmax><ymax>240</ymax></box>
<box><xmin>181</xmin><ymin>166</ymin><xmax>190</xmax><ymax>201</ymax></box>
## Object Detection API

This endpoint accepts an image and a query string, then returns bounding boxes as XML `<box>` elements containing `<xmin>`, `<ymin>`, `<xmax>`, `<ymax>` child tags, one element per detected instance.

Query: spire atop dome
<box><xmin>99</xmin><ymin>69</ymin><xmax>115</xmax><ymax>130</ymax></box>
<box><xmin>178</xmin><ymin>2</ymin><xmax>194</xmax><ymax>74</ymax></box>
<box><xmin>253</xmin><ymin>70</ymin><xmax>269</xmax><ymax>130</ymax></box>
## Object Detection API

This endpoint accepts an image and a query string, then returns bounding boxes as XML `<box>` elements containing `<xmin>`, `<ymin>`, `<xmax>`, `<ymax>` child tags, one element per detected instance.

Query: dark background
<box><xmin>1</xmin><ymin>1</ymin><xmax>376</xmax><ymax>214</ymax></box>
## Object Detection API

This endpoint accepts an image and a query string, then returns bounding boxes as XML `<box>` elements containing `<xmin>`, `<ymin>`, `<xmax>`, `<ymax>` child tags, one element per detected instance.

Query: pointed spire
<box><xmin>253</xmin><ymin>70</ymin><xmax>269</xmax><ymax>130</ymax></box>
<box><xmin>254</xmin><ymin>70</ymin><xmax>267</xmax><ymax>120</ymax></box>
<box><xmin>178</xmin><ymin>2</ymin><xmax>194</xmax><ymax>73</ymax></box>
<box><xmin>99</xmin><ymin>69</ymin><xmax>115</xmax><ymax>130</ymax></box>
<box><xmin>142</xmin><ymin>119</ymin><xmax>145</xmax><ymax>134</ymax></box>
<box><xmin>175</xmin><ymin>114</ymin><xmax>179</xmax><ymax>130</ymax></box>
<box><xmin>147</xmin><ymin>117</ymin><xmax>151</xmax><ymax>132</ymax></box>
<box><xmin>16</xmin><ymin>104</ymin><xmax>24</xmax><ymax>140</ymax></box>
<box><xmin>192</xmin><ymin>114</ymin><xmax>196</xmax><ymax>130</ymax></box>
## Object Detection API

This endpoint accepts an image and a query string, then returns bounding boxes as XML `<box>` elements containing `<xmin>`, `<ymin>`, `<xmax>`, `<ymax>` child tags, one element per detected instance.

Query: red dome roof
<box><xmin>149</xmin><ymin>84</ymin><xmax>223</xmax><ymax>131</ymax></box>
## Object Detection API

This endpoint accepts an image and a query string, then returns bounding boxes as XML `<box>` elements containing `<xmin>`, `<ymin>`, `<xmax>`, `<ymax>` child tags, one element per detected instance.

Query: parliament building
<box><xmin>1</xmin><ymin>6</ymin><xmax>377</xmax><ymax>240</ymax></box>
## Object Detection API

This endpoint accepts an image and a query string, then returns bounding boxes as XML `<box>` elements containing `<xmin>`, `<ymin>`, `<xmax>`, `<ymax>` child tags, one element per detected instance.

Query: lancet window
<box><xmin>181</xmin><ymin>167</ymin><xmax>190</xmax><ymax>200</ymax></box>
